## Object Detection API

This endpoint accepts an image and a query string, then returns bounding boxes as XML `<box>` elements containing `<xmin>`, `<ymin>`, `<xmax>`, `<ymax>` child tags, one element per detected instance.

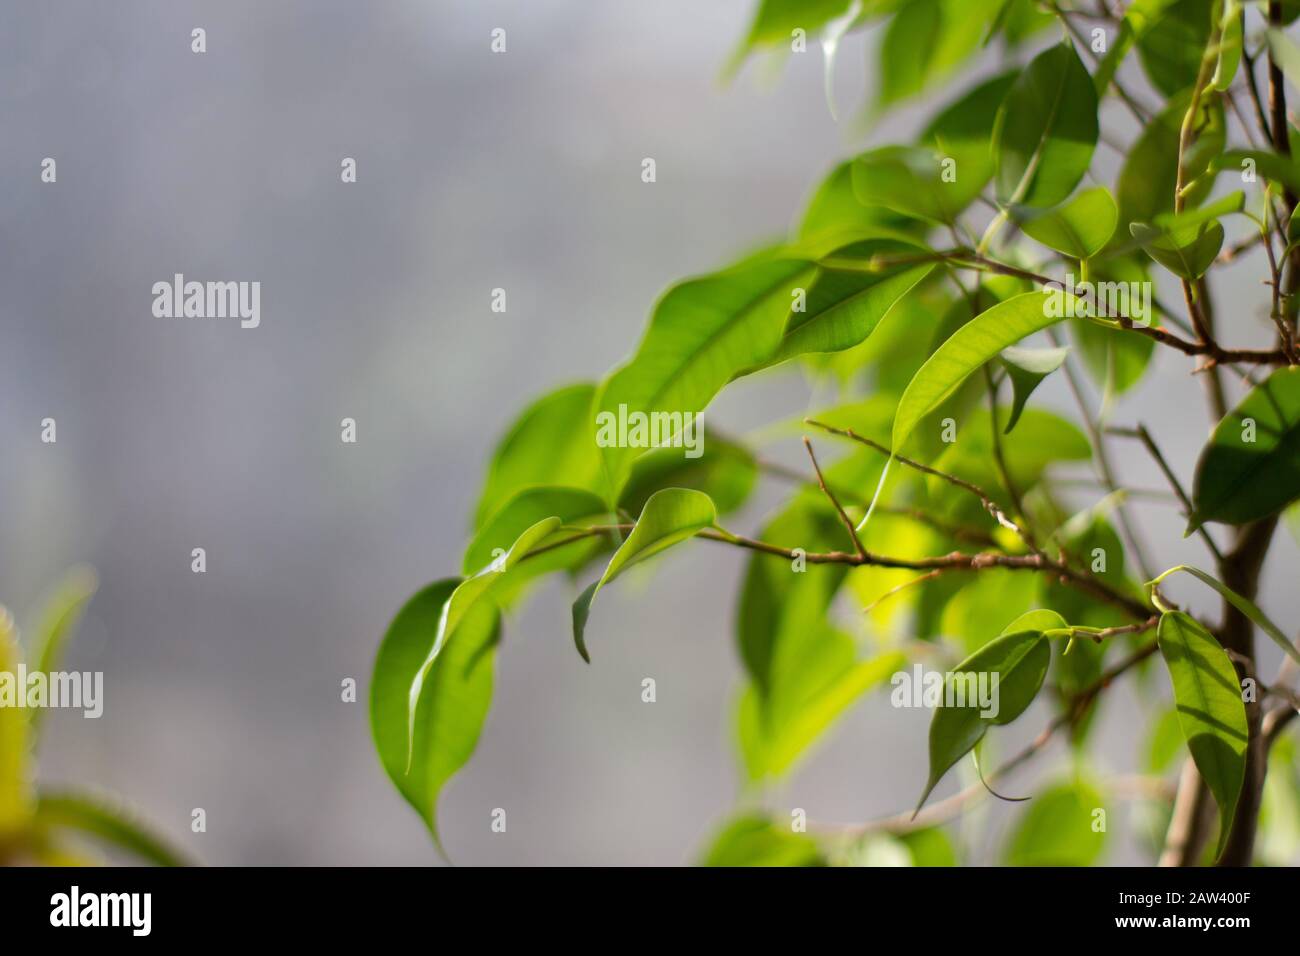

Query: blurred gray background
<box><xmin>1</xmin><ymin>1</ymin><xmax>1295</xmax><ymax>865</ymax></box>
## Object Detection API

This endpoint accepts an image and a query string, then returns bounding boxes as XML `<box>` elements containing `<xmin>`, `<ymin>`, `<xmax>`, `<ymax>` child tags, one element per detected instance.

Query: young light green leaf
<box><xmin>920</xmin><ymin>70</ymin><xmax>1019</xmax><ymax>199</ymax></box>
<box><xmin>29</xmin><ymin>566</ymin><xmax>97</xmax><ymax>738</ymax></box>
<box><xmin>371</xmin><ymin>579</ymin><xmax>500</xmax><ymax>855</ymax></box>
<box><xmin>572</xmin><ymin>489</ymin><xmax>717</xmax><ymax>662</ymax></box>
<box><xmin>916</xmin><ymin>610</ymin><xmax>1060</xmax><ymax>812</ymax></box>
<box><xmin>998</xmin><ymin>345</ymin><xmax>1069</xmax><ymax>433</ymax></box>
<box><xmin>1130</xmin><ymin>219</ymin><xmax>1224</xmax><ymax>279</ymax></box>
<box><xmin>1266</xmin><ymin>27</ymin><xmax>1300</xmax><ymax>91</ymax></box>
<box><xmin>596</xmin><ymin>256</ymin><xmax>816</xmax><ymax>495</ymax></box>
<box><xmin>619</xmin><ymin>437</ymin><xmax>757</xmax><ymax>518</ymax></box>
<box><xmin>893</xmin><ymin>291</ymin><xmax>1057</xmax><ymax>454</ymax></box>
<box><xmin>1198</xmin><ymin>149</ymin><xmax>1300</xmax><ymax>198</ymax></box>
<box><xmin>1148</xmin><ymin>564</ymin><xmax>1300</xmax><ymax>666</ymax></box>
<box><xmin>876</xmin><ymin>0</ymin><xmax>995</xmax><ymax>112</ymax></box>
<box><xmin>1157</xmin><ymin>610</ymin><xmax>1248</xmax><ymax>860</ymax></box>
<box><xmin>1191</xmin><ymin>367</ymin><xmax>1300</xmax><ymax>530</ymax></box>
<box><xmin>993</xmin><ymin>42</ymin><xmax>1099</xmax><ymax>209</ymax></box>
<box><xmin>851</xmin><ymin>146</ymin><xmax>984</xmax><ymax>225</ymax></box>
<box><xmin>474</xmin><ymin>383</ymin><xmax>604</xmax><ymax>527</ymax></box>
<box><xmin>35</xmin><ymin>792</ymin><xmax>187</xmax><ymax>867</ymax></box>
<box><xmin>1016</xmin><ymin>187</ymin><xmax>1118</xmax><ymax>260</ymax></box>
<box><xmin>799</xmin><ymin>161</ymin><xmax>921</xmax><ymax>243</ymax></box>
<box><xmin>464</xmin><ymin>487</ymin><xmax>611</xmax><ymax>578</ymax></box>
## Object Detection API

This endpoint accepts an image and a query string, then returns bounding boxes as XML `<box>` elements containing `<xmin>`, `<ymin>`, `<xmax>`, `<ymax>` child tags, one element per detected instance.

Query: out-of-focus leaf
<box><xmin>993</xmin><ymin>43</ymin><xmax>1099</xmax><ymax>209</ymax></box>
<box><xmin>1136</xmin><ymin>0</ymin><xmax>1213</xmax><ymax>97</ymax></box>
<box><xmin>1157</xmin><ymin>610</ymin><xmax>1248</xmax><ymax>859</ymax></box>
<box><xmin>0</xmin><ymin>608</ymin><xmax>34</xmax><ymax>839</ymax></box>
<box><xmin>1148</xmin><ymin>564</ymin><xmax>1300</xmax><ymax>666</ymax></box>
<box><xmin>1266</xmin><ymin>26</ymin><xmax>1300</xmax><ymax>90</ymax></box>
<box><xmin>798</xmin><ymin>161</ymin><xmax>920</xmax><ymax>243</ymax></box>
<box><xmin>700</xmin><ymin>814</ymin><xmax>825</xmax><ymax>866</ymax></box>
<box><xmin>1191</xmin><ymin>367</ymin><xmax>1300</xmax><ymax>529</ymax></box>
<box><xmin>572</xmin><ymin>489</ymin><xmax>717</xmax><ymax>662</ymax></box>
<box><xmin>851</xmin><ymin>145</ymin><xmax>984</xmax><ymax>225</ymax></box>
<box><xmin>474</xmin><ymin>383</ymin><xmax>603</xmax><ymax>527</ymax></box>
<box><xmin>1004</xmin><ymin>780</ymin><xmax>1107</xmax><ymax>865</ymax></box>
<box><xmin>29</xmin><ymin>566</ymin><xmax>97</xmax><ymax>738</ymax></box>
<box><xmin>371</xmin><ymin>579</ymin><xmax>499</xmax><ymax>853</ymax></box>
<box><xmin>1145</xmin><ymin>706</ymin><xmax>1185</xmax><ymax>774</ymax></box>
<box><xmin>899</xmin><ymin>826</ymin><xmax>958</xmax><ymax>866</ymax></box>
<box><xmin>463</xmin><ymin>487</ymin><xmax>613</xmax><ymax>588</ymax></box>
<box><xmin>919</xmin><ymin>70</ymin><xmax>1018</xmax><ymax>200</ymax></box>
<box><xmin>1118</xmin><ymin>94</ymin><xmax>1224</xmax><ymax>232</ymax></box>
<box><xmin>1017</xmin><ymin>188</ymin><xmax>1118</xmax><ymax>261</ymax></box>
<box><xmin>877</xmin><ymin>0</ymin><xmax>996</xmax><ymax>112</ymax></box>
<box><xmin>34</xmin><ymin>792</ymin><xmax>187</xmax><ymax>867</ymax></box>
<box><xmin>620</xmin><ymin>437</ymin><xmax>757</xmax><ymax>518</ymax></box>
<box><xmin>998</xmin><ymin>346</ymin><xmax>1069</xmax><ymax>433</ymax></box>
<box><xmin>1212</xmin><ymin>1</ymin><xmax>1243</xmax><ymax>91</ymax></box>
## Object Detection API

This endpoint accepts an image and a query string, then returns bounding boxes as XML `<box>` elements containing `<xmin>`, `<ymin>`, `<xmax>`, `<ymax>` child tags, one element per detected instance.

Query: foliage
<box><xmin>372</xmin><ymin>0</ymin><xmax>1300</xmax><ymax>865</ymax></box>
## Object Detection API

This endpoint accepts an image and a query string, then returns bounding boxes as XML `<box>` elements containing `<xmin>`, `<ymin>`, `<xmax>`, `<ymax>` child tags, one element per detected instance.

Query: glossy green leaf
<box><xmin>893</xmin><ymin>290</ymin><xmax>1058</xmax><ymax>453</ymax></box>
<box><xmin>1191</xmin><ymin>367</ymin><xmax>1300</xmax><ymax>528</ymax></box>
<box><xmin>799</xmin><ymin>161</ymin><xmax>919</xmax><ymax>244</ymax></box>
<box><xmin>998</xmin><ymin>345</ymin><xmax>1069</xmax><ymax>433</ymax></box>
<box><xmin>920</xmin><ymin>70</ymin><xmax>1019</xmax><ymax>199</ymax></box>
<box><xmin>35</xmin><ymin>792</ymin><xmax>186</xmax><ymax>866</ymax></box>
<box><xmin>474</xmin><ymin>383</ymin><xmax>603</xmax><ymax>527</ymax></box>
<box><xmin>737</xmin><ymin>0</ymin><xmax>857</xmax><ymax>50</ymax></box>
<box><xmin>701</xmin><ymin>814</ymin><xmax>825</xmax><ymax>866</ymax></box>
<box><xmin>371</xmin><ymin>579</ymin><xmax>499</xmax><ymax>853</ymax></box>
<box><xmin>1017</xmin><ymin>188</ymin><xmax>1118</xmax><ymax>260</ymax></box>
<box><xmin>572</xmin><ymin>489</ymin><xmax>717</xmax><ymax>662</ymax></box>
<box><xmin>993</xmin><ymin>43</ymin><xmax>1099</xmax><ymax>209</ymax></box>
<box><xmin>1004</xmin><ymin>780</ymin><xmax>1107</xmax><ymax>865</ymax></box>
<box><xmin>1157</xmin><ymin>610</ymin><xmax>1248</xmax><ymax>859</ymax></box>
<box><xmin>596</xmin><ymin>256</ymin><xmax>816</xmax><ymax>495</ymax></box>
<box><xmin>917</xmin><ymin>610</ymin><xmax>1060</xmax><ymax>811</ymax></box>
<box><xmin>1130</xmin><ymin>219</ymin><xmax>1224</xmax><ymax>279</ymax></box>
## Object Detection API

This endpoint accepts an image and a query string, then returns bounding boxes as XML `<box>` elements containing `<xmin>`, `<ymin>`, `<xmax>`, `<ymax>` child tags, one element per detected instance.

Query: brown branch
<box><xmin>802</xmin><ymin>436</ymin><xmax>866</xmax><ymax>561</ymax></box>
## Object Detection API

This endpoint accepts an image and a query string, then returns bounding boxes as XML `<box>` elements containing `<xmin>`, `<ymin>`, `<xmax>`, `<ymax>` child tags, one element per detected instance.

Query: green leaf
<box><xmin>619</xmin><ymin>436</ymin><xmax>757</xmax><ymax>518</ymax></box>
<box><xmin>1016</xmin><ymin>187</ymin><xmax>1118</xmax><ymax>260</ymax></box>
<box><xmin>851</xmin><ymin>146</ymin><xmax>984</xmax><ymax>225</ymax></box>
<box><xmin>920</xmin><ymin>70</ymin><xmax>1019</xmax><ymax>199</ymax></box>
<box><xmin>1136</xmin><ymin>0</ymin><xmax>1213</xmax><ymax>97</ymax></box>
<box><xmin>737</xmin><ymin>0</ymin><xmax>856</xmax><ymax>51</ymax></box>
<box><xmin>893</xmin><ymin>290</ymin><xmax>1059</xmax><ymax>454</ymax></box>
<box><xmin>1157</xmin><ymin>610</ymin><xmax>1248</xmax><ymax>860</ymax></box>
<box><xmin>0</xmin><ymin>608</ymin><xmax>34</xmax><ymax>838</ymax></box>
<box><xmin>34</xmin><ymin>792</ymin><xmax>187</xmax><ymax>866</ymax></box>
<box><xmin>1202</xmin><ymin>148</ymin><xmax>1300</xmax><ymax>197</ymax></box>
<box><xmin>1004</xmin><ymin>780</ymin><xmax>1107</xmax><ymax>865</ymax></box>
<box><xmin>463</xmin><ymin>487</ymin><xmax>613</xmax><ymax>590</ymax></box>
<box><xmin>371</xmin><ymin>579</ymin><xmax>500</xmax><ymax>853</ymax></box>
<box><xmin>700</xmin><ymin>814</ymin><xmax>825</xmax><ymax>866</ymax></box>
<box><xmin>1130</xmin><ymin>219</ymin><xmax>1224</xmax><ymax>279</ymax></box>
<box><xmin>917</xmin><ymin>610</ymin><xmax>1060</xmax><ymax>811</ymax></box>
<box><xmin>1148</xmin><ymin>564</ymin><xmax>1300</xmax><ymax>666</ymax></box>
<box><xmin>1145</xmin><ymin>706</ymin><xmax>1185</xmax><ymax>773</ymax></box>
<box><xmin>1191</xmin><ymin>367</ymin><xmax>1300</xmax><ymax>529</ymax></box>
<box><xmin>998</xmin><ymin>345</ymin><xmax>1069</xmax><ymax>433</ymax></box>
<box><xmin>29</xmin><ymin>566</ymin><xmax>97</xmax><ymax>738</ymax></box>
<box><xmin>993</xmin><ymin>43</ymin><xmax>1099</xmax><ymax>209</ymax></box>
<box><xmin>1266</xmin><ymin>26</ymin><xmax>1300</xmax><ymax>91</ymax></box>
<box><xmin>876</xmin><ymin>0</ymin><xmax>996</xmax><ymax>112</ymax></box>
<box><xmin>799</xmin><ymin>161</ymin><xmax>920</xmax><ymax>244</ymax></box>
<box><xmin>596</xmin><ymin>256</ymin><xmax>816</xmax><ymax>495</ymax></box>
<box><xmin>474</xmin><ymin>383</ymin><xmax>603</xmax><ymax>527</ymax></box>
<box><xmin>775</xmin><ymin>239</ymin><xmax>934</xmax><ymax>362</ymax></box>
<box><xmin>572</xmin><ymin>489</ymin><xmax>717</xmax><ymax>662</ymax></box>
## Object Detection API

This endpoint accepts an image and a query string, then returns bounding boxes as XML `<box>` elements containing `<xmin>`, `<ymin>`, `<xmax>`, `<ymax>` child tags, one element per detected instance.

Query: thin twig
<box><xmin>803</xmin><ymin>436</ymin><xmax>866</xmax><ymax>561</ymax></box>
